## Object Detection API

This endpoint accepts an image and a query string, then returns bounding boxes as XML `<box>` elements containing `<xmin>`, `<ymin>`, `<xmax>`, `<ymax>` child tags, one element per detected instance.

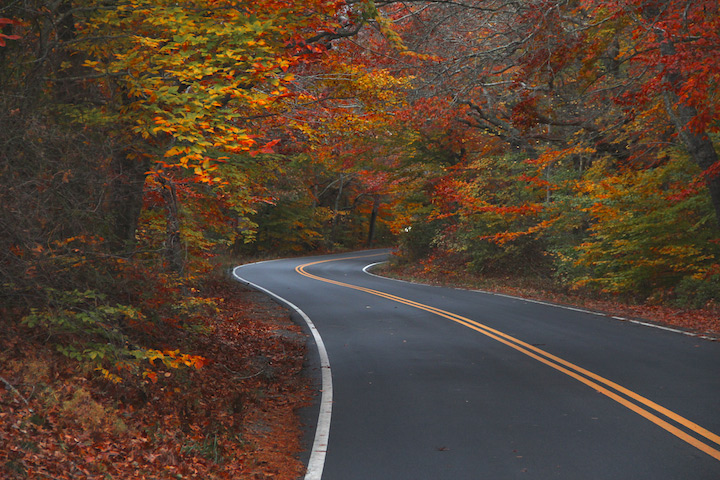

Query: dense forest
<box><xmin>1</xmin><ymin>0</ymin><xmax>719</xmax><ymax>477</ymax></box>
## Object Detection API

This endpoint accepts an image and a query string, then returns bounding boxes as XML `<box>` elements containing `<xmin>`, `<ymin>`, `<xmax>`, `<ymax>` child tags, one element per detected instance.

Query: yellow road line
<box><xmin>296</xmin><ymin>255</ymin><xmax>720</xmax><ymax>462</ymax></box>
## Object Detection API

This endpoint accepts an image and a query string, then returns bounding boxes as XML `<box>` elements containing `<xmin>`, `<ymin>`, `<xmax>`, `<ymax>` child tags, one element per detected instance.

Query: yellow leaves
<box><xmin>98</xmin><ymin>368</ymin><xmax>123</xmax><ymax>384</ymax></box>
<box><xmin>151</xmin><ymin>125</ymin><xmax>176</xmax><ymax>135</ymax></box>
<box><xmin>531</xmin><ymin>145</ymin><xmax>596</xmax><ymax>170</ymax></box>
<box><xmin>133</xmin><ymin>35</ymin><xmax>165</xmax><ymax>49</ymax></box>
<box><xmin>569</xmin><ymin>155</ymin><xmax>718</xmax><ymax>294</ymax></box>
<box><xmin>164</xmin><ymin>146</ymin><xmax>188</xmax><ymax>157</ymax></box>
<box><xmin>144</xmin><ymin>349</ymin><xmax>209</xmax><ymax>371</ymax></box>
<box><xmin>67</xmin><ymin>0</ymin><xmax>368</xmax><ymax>249</ymax></box>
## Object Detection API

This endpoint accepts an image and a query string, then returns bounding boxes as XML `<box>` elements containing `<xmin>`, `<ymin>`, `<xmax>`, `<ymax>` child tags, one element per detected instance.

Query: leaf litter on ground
<box><xmin>0</xmin><ymin>280</ymin><xmax>311</xmax><ymax>479</ymax></box>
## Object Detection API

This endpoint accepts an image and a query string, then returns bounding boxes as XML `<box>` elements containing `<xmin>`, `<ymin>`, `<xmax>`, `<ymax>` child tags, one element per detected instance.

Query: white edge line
<box><xmin>232</xmin><ymin>264</ymin><xmax>331</xmax><ymax>480</ymax></box>
<box><xmin>363</xmin><ymin>262</ymin><xmax>713</xmax><ymax>340</ymax></box>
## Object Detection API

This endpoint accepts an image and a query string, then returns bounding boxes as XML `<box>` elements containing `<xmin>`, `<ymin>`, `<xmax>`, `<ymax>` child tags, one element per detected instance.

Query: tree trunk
<box><xmin>663</xmin><ymin>94</ymin><xmax>720</xmax><ymax>226</ymax></box>
<box><xmin>367</xmin><ymin>195</ymin><xmax>380</xmax><ymax>248</ymax></box>
<box><xmin>158</xmin><ymin>175</ymin><xmax>184</xmax><ymax>274</ymax></box>
<box><xmin>658</xmin><ymin>34</ymin><xmax>720</xmax><ymax>226</ymax></box>
<box><xmin>329</xmin><ymin>173</ymin><xmax>345</xmax><ymax>247</ymax></box>
<box><xmin>108</xmin><ymin>152</ymin><xmax>149</xmax><ymax>252</ymax></box>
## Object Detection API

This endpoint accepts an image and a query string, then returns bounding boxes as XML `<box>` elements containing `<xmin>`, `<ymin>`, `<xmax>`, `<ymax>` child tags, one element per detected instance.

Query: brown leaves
<box><xmin>0</xmin><ymin>281</ymin><xmax>311</xmax><ymax>480</ymax></box>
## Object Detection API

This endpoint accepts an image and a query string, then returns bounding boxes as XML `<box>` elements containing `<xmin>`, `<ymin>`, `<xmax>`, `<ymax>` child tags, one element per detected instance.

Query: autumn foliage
<box><xmin>1</xmin><ymin>0</ymin><xmax>720</xmax><ymax>476</ymax></box>
<box><xmin>379</xmin><ymin>0</ymin><xmax>720</xmax><ymax>313</ymax></box>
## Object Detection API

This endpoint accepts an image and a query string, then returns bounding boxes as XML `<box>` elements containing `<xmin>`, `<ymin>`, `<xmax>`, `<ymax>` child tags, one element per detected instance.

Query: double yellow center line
<box><xmin>296</xmin><ymin>255</ymin><xmax>720</xmax><ymax>462</ymax></box>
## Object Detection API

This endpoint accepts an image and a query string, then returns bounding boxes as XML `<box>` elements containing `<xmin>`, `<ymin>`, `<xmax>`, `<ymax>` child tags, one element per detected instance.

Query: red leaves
<box><xmin>617</xmin><ymin>0</ymin><xmax>720</xmax><ymax>133</ymax></box>
<box><xmin>249</xmin><ymin>138</ymin><xmax>281</xmax><ymax>157</ymax></box>
<box><xmin>0</xmin><ymin>18</ymin><xmax>21</xmax><ymax>47</ymax></box>
<box><xmin>511</xmin><ymin>96</ymin><xmax>540</xmax><ymax>130</ymax></box>
<box><xmin>704</xmin><ymin>160</ymin><xmax>720</xmax><ymax>180</ymax></box>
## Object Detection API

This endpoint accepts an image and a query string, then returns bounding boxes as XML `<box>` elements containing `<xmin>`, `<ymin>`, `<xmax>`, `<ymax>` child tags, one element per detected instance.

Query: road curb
<box><xmin>362</xmin><ymin>262</ymin><xmax>717</xmax><ymax>341</ymax></box>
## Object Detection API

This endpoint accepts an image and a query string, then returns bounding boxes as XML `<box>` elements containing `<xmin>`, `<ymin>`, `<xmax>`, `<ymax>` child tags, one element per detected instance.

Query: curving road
<box><xmin>233</xmin><ymin>249</ymin><xmax>720</xmax><ymax>480</ymax></box>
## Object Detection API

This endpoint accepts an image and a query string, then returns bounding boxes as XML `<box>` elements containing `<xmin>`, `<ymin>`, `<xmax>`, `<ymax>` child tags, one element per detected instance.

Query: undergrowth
<box><xmin>381</xmin><ymin>252</ymin><xmax>720</xmax><ymax>338</ymax></box>
<box><xmin>0</xmin><ymin>278</ymin><xmax>311</xmax><ymax>479</ymax></box>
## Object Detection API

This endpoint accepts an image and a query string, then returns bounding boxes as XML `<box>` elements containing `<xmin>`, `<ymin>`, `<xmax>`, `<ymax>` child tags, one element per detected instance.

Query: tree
<box><xmin>628</xmin><ymin>0</ymin><xmax>720</xmax><ymax>225</ymax></box>
<box><xmin>366</xmin><ymin>0</ymin><xmax>720</xmax><ymax>299</ymax></box>
<box><xmin>1</xmin><ymin>0</ymin><xmax>363</xmax><ymax>381</ymax></box>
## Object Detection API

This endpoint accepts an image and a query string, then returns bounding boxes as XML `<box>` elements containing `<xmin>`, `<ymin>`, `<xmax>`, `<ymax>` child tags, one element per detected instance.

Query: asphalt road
<box><xmin>233</xmin><ymin>249</ymin><xmax>720</xmax><ymax>480</ymax></box>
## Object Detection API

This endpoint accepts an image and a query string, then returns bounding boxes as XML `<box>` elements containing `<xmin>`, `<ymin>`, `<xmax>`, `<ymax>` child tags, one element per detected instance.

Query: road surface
<box><xmin>233</xmin><ymin>250</ymin><xmax>720</xmax><ymax>480</ymax></box>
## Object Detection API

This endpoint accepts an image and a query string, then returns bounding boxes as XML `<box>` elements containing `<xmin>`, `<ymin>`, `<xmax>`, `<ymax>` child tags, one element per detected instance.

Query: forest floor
<box><xmin>377</xmin><ymin>259</ymin><xmax>720</xmax><ymax>340</ymax></box>
<box><xmin>0</xmin><ymin>279</ymin><xmax>310</xmax><ymax>480</ymax></box>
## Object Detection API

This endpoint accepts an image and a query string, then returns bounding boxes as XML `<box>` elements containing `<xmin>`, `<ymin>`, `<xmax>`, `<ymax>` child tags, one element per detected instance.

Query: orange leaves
<box><xmin>477</xmin><ymin>218</ymin><xmax>557</xmax><ymax>245</ymax></box>
<box><xmin>249</xmin><ymin>138</ymin><xmax>280</xmax><ymax>157</ymax></box>
<box><xmin>141</xmin><ymin>351</ymin><xmax>209</xmax><ymax>384</ymax></box>
<box><xmin>163</xmin><ymin>145</ymin><xmax>188</xmax><ymax>158</ymax></box>
<box><xmin>164</xmin><ymin>350</ymin><xmax>209</xmax><ymax>369</ymax></box>
<box><xmin>529</xmin><ymin>145</ymin><xmax>596</xmax><ymax>170</ymax></box>
<box><xmin>470</xmin><ymin>202</ymin><xmax>544</xmax><ymax>218</ymax></box>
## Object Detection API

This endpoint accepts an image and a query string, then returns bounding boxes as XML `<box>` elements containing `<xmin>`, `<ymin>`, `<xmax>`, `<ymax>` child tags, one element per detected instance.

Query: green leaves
<box><xmin>569</xmin><ymin>158</ymin><xmax>719</xmax><ymax>295</ymax></box>
<box><xmin>20</xmin><ymin>286</ymin><xmax>211</xmax><ymax>382</ymax></box>
<box><xmin>21</xmin><ymin>288</ymin><xmax>141</xmax><ymax>371</ymax></box>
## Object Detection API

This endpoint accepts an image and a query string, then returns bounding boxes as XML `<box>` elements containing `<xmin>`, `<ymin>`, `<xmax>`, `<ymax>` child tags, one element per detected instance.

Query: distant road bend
<box><xmin>233</xmin><ymin>250</ymin><xmax>720</xmax><ymax>480</ymax></box>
